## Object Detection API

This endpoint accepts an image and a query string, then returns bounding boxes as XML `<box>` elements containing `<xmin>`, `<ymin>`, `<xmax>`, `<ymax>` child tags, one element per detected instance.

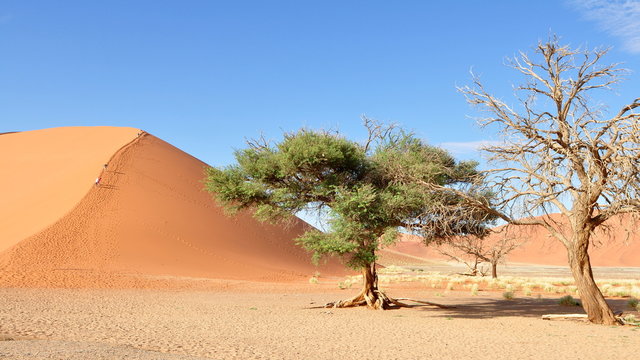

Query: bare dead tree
<box><xmin>437</xmin><ymin>238</ymin><xmax>487</xmax><ymax>276</ymax></box>
<box><xmin>438</xmin><ymin>226</ymin><xmax>524</xmax><ymax>278</ymax></box>
<box><xmin>448</xmin><ymin>36</ymin><xmax>640</xmax><ymax>325</ymax></box>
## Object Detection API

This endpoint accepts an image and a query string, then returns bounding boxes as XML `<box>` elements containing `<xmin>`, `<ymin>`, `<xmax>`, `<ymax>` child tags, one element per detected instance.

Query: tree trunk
<box><xmin>491</xmin><ymin>260</ymin><xmax>498</xmax><ymax>279</ymax></box>
<box><xmin>324</xmin><ymin>261</ymin><xmax>454</xmax><ymax>310</ymax></box>
<box><xmin>567</xmin><ymin>234</ymin><xmax>620</xmax><ymax>325</ymax></box>
<box><xmin>326</xmin><ymin>262</ymin><xmax>402</xmax><ymax>309</ymax></box>
<box><xmin>361</xmin><ymin>262</ymin><xmax>384</xmax><ymax>308</ymax></box>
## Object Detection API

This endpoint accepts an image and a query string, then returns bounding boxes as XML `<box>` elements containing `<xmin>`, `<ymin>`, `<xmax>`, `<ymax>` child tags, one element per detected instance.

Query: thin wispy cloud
<box><xmin>570</xmin><ymin>0</ymin><xmax>640</xmax><ymax>53</ymax></box>
<box><xmin>438</xmin><ymin>140</ymin><xmax>502</xmax><ymax>155</ymax></box>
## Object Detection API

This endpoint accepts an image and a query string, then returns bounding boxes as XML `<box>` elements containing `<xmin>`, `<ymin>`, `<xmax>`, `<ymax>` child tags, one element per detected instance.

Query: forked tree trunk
<box><xmin>325</xmin><ymin>261</ymin><xmax>454</xmax><ymax>310</ymax></box>
<box><xmin>567</xmin><ymin>234</ymin><xmax>620</xmax><ymax>325</ymax></box>
<box><xmin>326</xmin><ymin>262</ymin><xmax>398</xmax><ymax>310</ymax></box>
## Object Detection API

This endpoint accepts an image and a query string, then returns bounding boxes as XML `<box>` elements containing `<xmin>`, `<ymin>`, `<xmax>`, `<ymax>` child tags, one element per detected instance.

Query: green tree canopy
<box><xmin>206</xmin><ymin>122</ymin><xmax>490</xmax><ymax>309</ymax></box>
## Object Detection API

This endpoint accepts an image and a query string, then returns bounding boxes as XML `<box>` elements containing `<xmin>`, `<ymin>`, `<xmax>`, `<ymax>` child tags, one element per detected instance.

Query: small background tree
<box><xmin>205</xmin><ymin>120</ymin><xmax>489</xmax><ymax>309</ymax></box>
<box><xmin>454</xmin><ymin>36</ymin><xmax>640</xmax><ymax>324</ymax></box>
<box><xmin>437</xmin><ymin>226</ymin><xmax>525</xmax><ymax>278</ymax></box>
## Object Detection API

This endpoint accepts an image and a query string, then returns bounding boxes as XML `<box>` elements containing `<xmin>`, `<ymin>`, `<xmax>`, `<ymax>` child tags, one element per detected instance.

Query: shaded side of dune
<box><xmin>0</xmin><ymin>131</ymin><xmax>346</xmax><ymax>288</ymax></box>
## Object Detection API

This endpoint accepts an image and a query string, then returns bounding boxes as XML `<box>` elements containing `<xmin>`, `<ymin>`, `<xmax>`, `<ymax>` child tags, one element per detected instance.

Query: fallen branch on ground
<box><xmin>542</xmin><ymin>314</ymin><xmax>588</xmax><ymax>320</ymax></box>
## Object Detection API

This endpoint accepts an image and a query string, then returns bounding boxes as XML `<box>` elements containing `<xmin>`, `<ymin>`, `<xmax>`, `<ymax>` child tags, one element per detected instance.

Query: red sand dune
<box><xmin>0</xmin><ymin>127</ymin><xmax>139</xmax><ymax>254</ymax></box>
<box><xmin>378</xmin><ymin>233</ymin><xmax>441</xmax><ymax>265</ymax></box>
<box><xmin>0</xmin><ymin>127</ymin><xmax>345</xmax><ymax>288</ymax></box>
<box><xmin>384</xmin><ymin>216</ymin><xmax>640</xmax><ymax>267</ymax></box>
<box><xmin>499</xmin><ymin>215</ymin><xmax>640</xmax><ymax>267</ymax></box>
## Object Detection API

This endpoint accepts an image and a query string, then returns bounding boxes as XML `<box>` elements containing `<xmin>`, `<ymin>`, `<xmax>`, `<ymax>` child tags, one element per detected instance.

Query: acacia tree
<box><xmin>205</xmin><ymin>120</ymin><xmax>488</xmax><ymax>309</ymax></box>
<box><xmin>453</xmin><ymin>37</ymin><xmax>640</xmax><ymax>324</ymax></box>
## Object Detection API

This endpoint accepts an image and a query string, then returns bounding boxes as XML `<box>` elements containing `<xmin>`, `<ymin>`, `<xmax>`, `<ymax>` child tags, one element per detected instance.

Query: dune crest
<box><xmin>0</xmin><ymin>127</ymin><xmax>344</xmax><ymax>288</ymax></box>
<box><xmin>0</xmin><ymin>126</ymin><xmax>140</xmax><ymax>253</ymax></box>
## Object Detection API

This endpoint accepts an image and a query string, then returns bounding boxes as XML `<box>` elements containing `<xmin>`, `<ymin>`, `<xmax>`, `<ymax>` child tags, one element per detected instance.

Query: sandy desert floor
<box><xmin>1</xmin><ymin>280</ymin><xmax>638</xmax><ymax>360</ymax></box>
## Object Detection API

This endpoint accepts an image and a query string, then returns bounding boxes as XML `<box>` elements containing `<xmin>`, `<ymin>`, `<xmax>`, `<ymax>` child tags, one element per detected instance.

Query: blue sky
<box><xmin>1</xmin><ymin>0</ymin><xmax>639</xmax><ymax>168</ymax></box>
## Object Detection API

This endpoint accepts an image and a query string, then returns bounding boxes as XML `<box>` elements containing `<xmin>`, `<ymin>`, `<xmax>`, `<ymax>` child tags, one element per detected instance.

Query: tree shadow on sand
<box><xmin>415</xmin><ymin>297</ymin><xmax>630</xmax><ymax>320</ymax></box>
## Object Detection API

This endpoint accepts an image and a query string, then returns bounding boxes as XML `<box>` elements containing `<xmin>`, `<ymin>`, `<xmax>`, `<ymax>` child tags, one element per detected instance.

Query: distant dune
<box><xmin>498</xmin><ymin>215</ymin><xmax>640</xmax><ymax>267</ymax></box>
<box><xmin>384</xmin><ymin>216</ymin><xmax>640</xmax><ymax>268</ymax></box>
<box><xmin>0</xmin><ymin>127</ymin><xmax>345</xmax><ymax>288</ymax></box>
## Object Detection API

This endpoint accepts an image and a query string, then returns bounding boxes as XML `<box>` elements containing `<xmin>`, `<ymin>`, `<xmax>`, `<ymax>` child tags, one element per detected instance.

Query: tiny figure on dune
<box><xmin>103</xmin><ymin>163</ymin><xmax>108</xmax><ymax>170</ymax></box>
<box><xmin>137</xmin><ymin>130</ymin><xmax>142</xmax><ymax>137</ymax></box>
<box><xmin>95</xmin><ymin>177</ymin><xmax>101</xmax><ymax>186</ymax></box>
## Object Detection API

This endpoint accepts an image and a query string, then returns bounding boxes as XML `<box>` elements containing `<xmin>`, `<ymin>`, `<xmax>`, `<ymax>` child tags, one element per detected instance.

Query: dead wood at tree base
<box><xmin>325</xmin><ymin>289</ymin><xmax>398</xmax><ymax>310</ymax></box>
<box><xmin>324</xmin><ymin>290</ymin><xmax>454</xmax><ymax>310</ymax></box>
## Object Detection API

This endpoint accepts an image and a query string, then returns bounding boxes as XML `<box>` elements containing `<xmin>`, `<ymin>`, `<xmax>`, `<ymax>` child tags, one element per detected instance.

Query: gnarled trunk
<box><xmin>567</xmin><ymin>233</ymin><xmax>620</xmax><ymax>325</ymax></box>
<box><xmin>326</xmin><ymin>262</ymin><xmax>392</xmax><ymax>309</ymax></box>
<box><xmin>325</xmin><ymin>261</ymin><xmax>454</xmax><ymax>310</ymax></box>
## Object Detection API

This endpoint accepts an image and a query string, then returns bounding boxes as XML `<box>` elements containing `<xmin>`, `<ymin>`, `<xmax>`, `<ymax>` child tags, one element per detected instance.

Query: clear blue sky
<box><xmin>2</xmin><ymin>0</ymin><xmax>639</xmax><ymax>167</ymax></box>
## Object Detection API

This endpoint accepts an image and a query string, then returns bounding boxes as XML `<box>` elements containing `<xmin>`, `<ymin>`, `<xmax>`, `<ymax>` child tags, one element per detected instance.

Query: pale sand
<box><xmin>1</xmin><ymin>283</ymin><xmax>638</xmax><ymax>360</ymax></box>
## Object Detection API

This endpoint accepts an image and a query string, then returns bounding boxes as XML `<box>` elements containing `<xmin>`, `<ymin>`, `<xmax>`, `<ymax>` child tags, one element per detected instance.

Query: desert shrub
<box><xmin>378</xmin><ymin>265</ymin><xmax>404</xmax><ymax>274</ymax></box>
<box><xmin>309</xmin><ymin>272</ymin><xmax>320</xmax><ymax>284</ymax></box>
<box><xmin>470</xmin><ymin>284</ymin><xmax>479</xmax><ymax>296</ymax></box>
<box><xmin>568</xmin><ymin>286</ymin><xmax>578</xmax><ymax>295</ymax></box>
<box><xmin>628</xmin><ymin>298</ymin><xmax>639</xmax><ymax>310</ymax></box>
<box><xmin>558</xmin><ymin>295</ymin><xmax>581</xmax><ymax>306</ymax></box>
<box><xmin>338</xmin><ymin>279</ymin><xmax>353</xmax><ymax>290</ymax></box>
<box><xmin>446</xmin><ymin>281</ymin><xmax>455</xmax><ymax>291</ymax></box>
<box><xmin>609</xmin><ymin>287</ymin><xmax>630</xmax><ymax>297</ymax></box>
<box><xmin>502</xmin><ymin>291</ymin><xmax>514</xmax><ymax>300</ymax></box>
<box><xmin>523</xmin><ymin>287</ymin><xmax>532</xmax><ymax>296</ymax></box>
<box><xmin>622</xmin><ymin>314</ymin><xmax>640</xmax><ymax>326</ymax></box>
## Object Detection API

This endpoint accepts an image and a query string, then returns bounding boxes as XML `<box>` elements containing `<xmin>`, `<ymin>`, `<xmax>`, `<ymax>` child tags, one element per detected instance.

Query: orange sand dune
<box><xmin>378</xmin><ymin>233</ymin><xmax>441</xmax><ymax>265</ymax></box>
<box><xmin>0</xmin><ymin>127</ymin><xmax>345</xmax><ymax>288</ymax></box>
<box><xmin>0</xmin><ymin>127</ymin><xmax>139</xmax><ymax>253</ymax></box>
<box><xmin>499</xmin><ymin>215</ymin><xmax>640</xmax><ymax>267</ymax></box>
<box><xmin>384</xmin><ymin>217</ymin><xmax>640</xmax><ymax>268</ymax></box>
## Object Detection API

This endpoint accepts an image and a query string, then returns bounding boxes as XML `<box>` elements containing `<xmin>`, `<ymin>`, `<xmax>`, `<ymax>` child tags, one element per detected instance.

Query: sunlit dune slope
<box><xmin>0</xmin><ymin>127</ymin><xmax>345</xmax><ymax>287</ymax></box>
<box><xmin>0</xmin><ymin>127</ymin><xmax>139</xmax><ymax>253</ymax></box>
